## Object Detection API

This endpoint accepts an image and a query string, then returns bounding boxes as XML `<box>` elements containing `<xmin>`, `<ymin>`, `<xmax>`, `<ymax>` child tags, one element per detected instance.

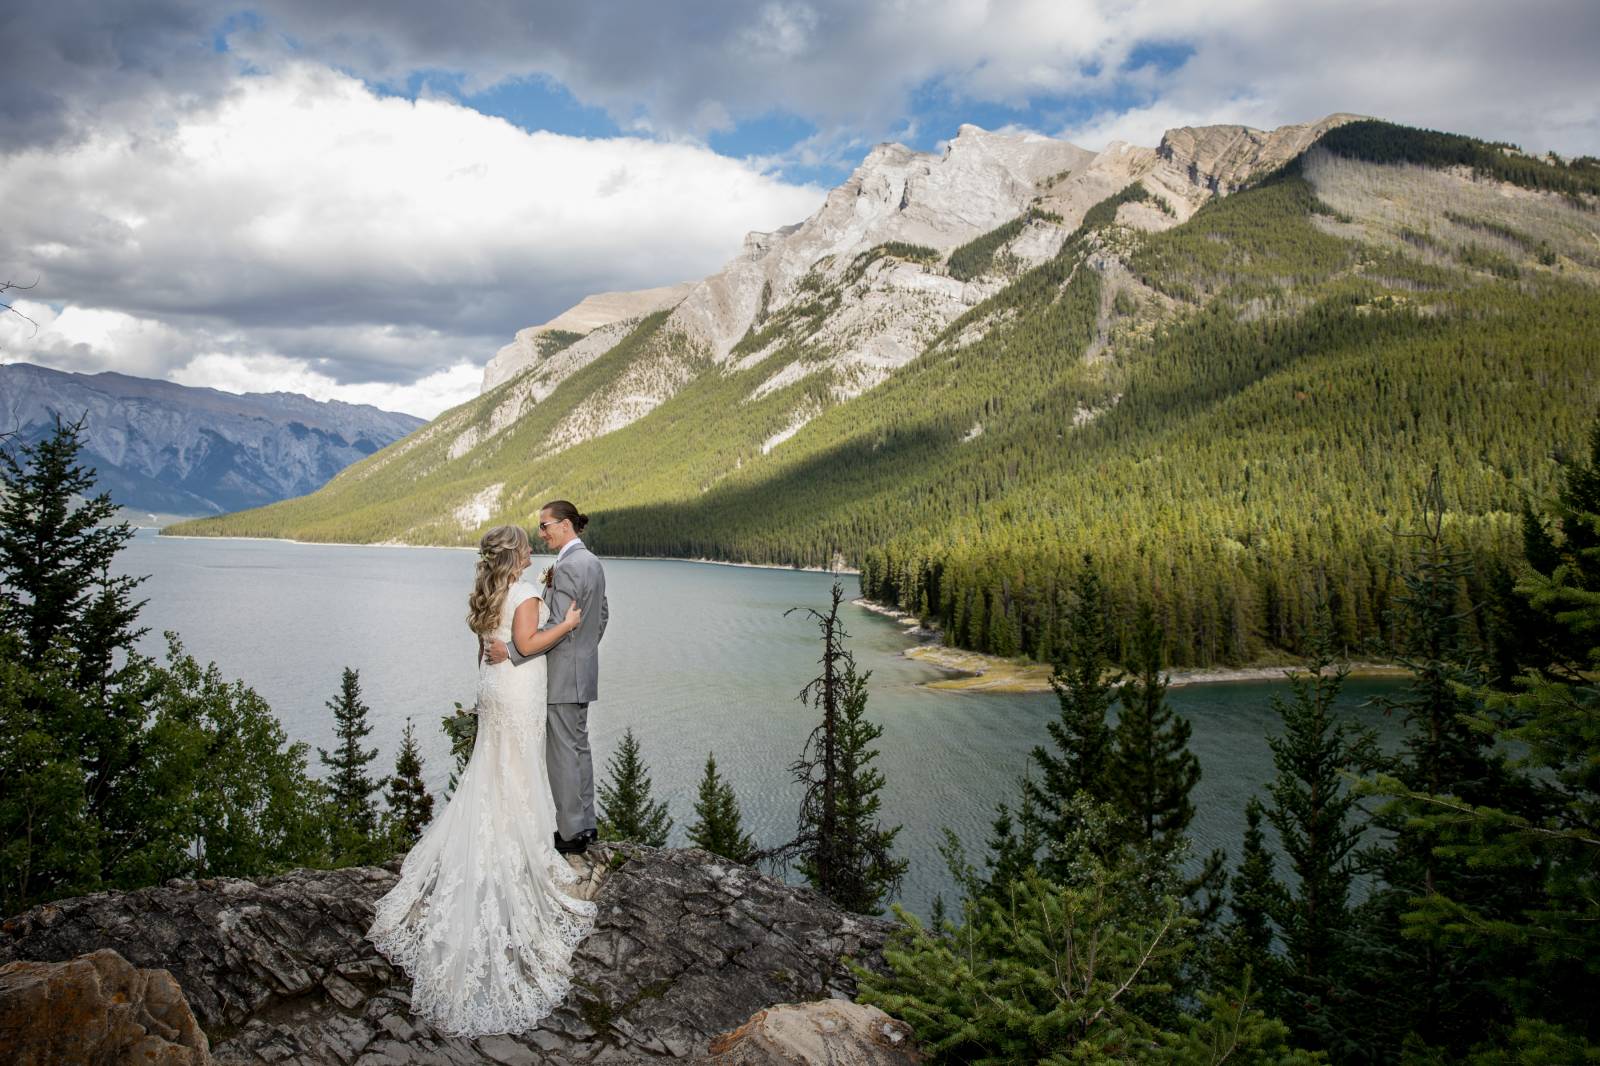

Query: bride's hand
<box><xmin>563</xmin><ymin>603</ymin><xmax>583</xmax><ymax>629</ymax></box>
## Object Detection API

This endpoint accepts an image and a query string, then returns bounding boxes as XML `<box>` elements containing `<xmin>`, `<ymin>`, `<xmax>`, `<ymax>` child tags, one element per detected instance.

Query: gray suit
<box><xmin>508</xmin><ymin>540</ymin><xmax>608</xmax><ymax>839</ymax></box>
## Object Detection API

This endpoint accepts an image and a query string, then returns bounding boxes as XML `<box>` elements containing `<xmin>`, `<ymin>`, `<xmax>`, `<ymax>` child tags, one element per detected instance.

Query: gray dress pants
<box><xmin>547</xmin><ymin>701</ymin><xmax>595</xmax><ymax>839</ymax></box>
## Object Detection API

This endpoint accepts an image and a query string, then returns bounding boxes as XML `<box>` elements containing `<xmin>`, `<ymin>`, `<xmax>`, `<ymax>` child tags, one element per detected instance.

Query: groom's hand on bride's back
<box><xmin>483</xmin><ymin>638</ymin><xmax>509</xmax><ymax>665</ymax></box>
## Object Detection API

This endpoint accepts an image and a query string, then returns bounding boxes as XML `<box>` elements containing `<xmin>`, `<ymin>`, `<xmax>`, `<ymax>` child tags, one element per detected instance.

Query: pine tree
<box><xmin>1214</xmin><ymin>798</ymin><xmax>1284</xmax><ymax>1002</ymax></box>
<box><xmin>0</xmin><ymin>415</ymin><xmax>160</xmax><ymax>894</ymax></box>
<box><xmin>978</xmin><ymin>783</ymin><xmax>1041</xmax><ymax>897</ymax></box>
<box><xmin>318</xmin><ymin>667</ymin><xmax>385</xmax><ymax>863</ymax></box>
<box><xmin>1110</xmin><ymin>602</ymin><xmax>1200</xmax><ymax>850</ymax></box>
<box><xmin>779</xmin><ymin>581</ymin><xmax>906</xmax><ymax>913</ymax></box>
<box><xmin>1352</xmin><ymin>469</ymin><xmax>1527</xmax><ymax>1055</ymax></box>
<box><xmin>598</xmin><ymin>727</ymin><xmax>672</xmax><ymax>846</ymax></box>
<box><xmin>687</xmin><ymin>752</ymin><xmax>755</xmax><ymax>863</ymax></box>
<box><xmin>857</xmin><ymin>853</ymin><xmax>1315</xmax><ymax>1064</ymax></box>
<box><xmin>1263</xmin><ymin>615</ymin><xmax>1373</xmax><ymax>1051</ymax></box>
<box><xmin>825</xmin><ymin>660</ymin><xmax>908</xmax><ymax>912</ymax></box>
<box><xmin>381</xmin><ymin>717</ymin><xmax>433</xmax><ymax>852</ymax></box>
<box><xmin>1023</xmin><ymin>557</ymin><xmax>1120</xmax><ymax>859</ymax></box>
<box><xmin>1373</xmin><ymin>428</ymin><xmax>1600</xmax><ymax>1054</ymax></box>
<box><xmin>0</xmin><ymin>414</ymin><xmax>145</xmax><ymax>667</ymax></box>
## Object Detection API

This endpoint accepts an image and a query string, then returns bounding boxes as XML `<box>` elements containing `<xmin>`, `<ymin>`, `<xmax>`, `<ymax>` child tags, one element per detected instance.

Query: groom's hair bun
<box><xmin>542</xmin><ymin>499</ymin><xmax>588</xmax><ymax>534</ymax></box>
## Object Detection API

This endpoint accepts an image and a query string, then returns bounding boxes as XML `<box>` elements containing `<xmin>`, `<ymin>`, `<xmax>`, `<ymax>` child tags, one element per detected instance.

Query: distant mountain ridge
<box><xmin>0</xmin><ymin>363</ymin><xmax>425</xmax><ymax>516</ymax></box>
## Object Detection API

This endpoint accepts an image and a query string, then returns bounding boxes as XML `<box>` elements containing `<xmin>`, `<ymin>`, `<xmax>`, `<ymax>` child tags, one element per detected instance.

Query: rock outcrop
<box><xmin>481</xmin><ymin>282</ymin><xmax>696</xmax><ymax>392</ymax></box>
<box><xmin>1155</xmin><ymin>113</ymin><xmax>1366</xmax><ymax>195</ymax></box>
<box><xmin>0</xmin><ymin>948</ymin><xmax>211</xmax><ymax>1065</ymax></box>
<box><xmin>0</xmin><ymin>845</ymin><xmax>895</xmax><ymax>1064</ymax></box>
<box><xmin>699</xmin><ymin>1000</ymin><xmax>919</xmax><ymax>1065</ymax></box>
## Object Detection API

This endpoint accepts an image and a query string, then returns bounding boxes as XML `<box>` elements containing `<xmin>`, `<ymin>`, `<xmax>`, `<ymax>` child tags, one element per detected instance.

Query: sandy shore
<box><xmin>851</xmin><ymin>597</ymin><xmax>1410</xmax><ymax>693</ymax></box>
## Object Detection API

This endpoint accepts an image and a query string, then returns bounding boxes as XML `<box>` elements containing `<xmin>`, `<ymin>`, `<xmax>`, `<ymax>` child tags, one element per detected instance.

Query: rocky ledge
<box><xmin>0</xmin><ymin>845</ymin><xmax>903</xmax><ymax>1065</ymax></box>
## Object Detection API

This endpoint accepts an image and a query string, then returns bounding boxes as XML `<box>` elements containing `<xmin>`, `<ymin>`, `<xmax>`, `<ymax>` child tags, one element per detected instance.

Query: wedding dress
<box><xmin>368</xmin><ymin>579</ymin><xmax>597</xmax><ymax>1037</ymax></box>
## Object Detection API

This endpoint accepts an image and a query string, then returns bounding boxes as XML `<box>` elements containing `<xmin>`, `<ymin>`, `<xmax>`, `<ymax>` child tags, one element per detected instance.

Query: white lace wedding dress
<box><xmin>367</xmin><ymin>580</ymin><xmax>597</xmax><ymax>1037</ymax></box>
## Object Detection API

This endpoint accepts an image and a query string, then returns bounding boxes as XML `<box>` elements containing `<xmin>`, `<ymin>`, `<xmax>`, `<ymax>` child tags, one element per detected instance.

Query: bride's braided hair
<box><xmin>467</xmin><ymin>524</ymin><xmax>530</xmax><ymax>636</ymax></box>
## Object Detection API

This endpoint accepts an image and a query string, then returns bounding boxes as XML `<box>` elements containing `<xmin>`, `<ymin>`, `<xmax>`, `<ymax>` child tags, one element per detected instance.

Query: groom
<box><xmin>485</xmin><ymin>499</ymin><xmax>608</xmax><ymax>855</ymax></box>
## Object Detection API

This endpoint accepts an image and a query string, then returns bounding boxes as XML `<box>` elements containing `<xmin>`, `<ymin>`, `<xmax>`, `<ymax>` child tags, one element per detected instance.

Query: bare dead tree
<box><xmin>1</xmin><ymin>276</ymin><xmax>39</xmax><ymax>333</ymax></box>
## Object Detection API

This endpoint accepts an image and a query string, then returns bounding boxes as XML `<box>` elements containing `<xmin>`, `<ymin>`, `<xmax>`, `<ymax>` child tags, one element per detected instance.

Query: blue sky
<box><xmin>1</xmin><ymin>1</ymin><xmax>1596</xmax><ymax>416</ymax></box>
<box><xmin>397</xmin><ymin>34</ymin><xmax>1203</xmax><ymax>188</ymax></box>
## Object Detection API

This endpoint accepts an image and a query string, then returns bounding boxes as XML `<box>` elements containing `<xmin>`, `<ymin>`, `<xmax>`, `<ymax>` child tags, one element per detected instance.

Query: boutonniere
<box><xmin>541</xmin><ymin>565</ymin><xmax>554</xmax><ymax>587</ymax></box>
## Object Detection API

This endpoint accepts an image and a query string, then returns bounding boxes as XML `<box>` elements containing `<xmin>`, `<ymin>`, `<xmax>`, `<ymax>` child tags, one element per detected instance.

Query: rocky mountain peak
<box><xmin>1156</xmin><ymin>112</ymin><xmax>1368</xmax><ymax>193</ymax></box>
<box><xmin>480</xmin><ymin>281</ymin><xmax>695</xmax><ymax>392</ymax></box>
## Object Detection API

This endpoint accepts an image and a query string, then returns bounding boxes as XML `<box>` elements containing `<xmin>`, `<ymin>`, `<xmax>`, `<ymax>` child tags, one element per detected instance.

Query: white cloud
<box><xmin>0</xmin><ymin>63</ymin><xmax>823</xmax><ymax>417</ymax></box>
<box><xmin>1058</xmin><ymin>2</ymin><xmax>1600</xmax><ymax>155</ymax></box>
<box><xmin>0</xmin><ymin>299</ymin><xmax>482</xmax><ymax>418</ymax></box>
<box><xmin>170</xmin><ymin>353</ymin><xmax>484</xmax><ymax>418</ymax></box>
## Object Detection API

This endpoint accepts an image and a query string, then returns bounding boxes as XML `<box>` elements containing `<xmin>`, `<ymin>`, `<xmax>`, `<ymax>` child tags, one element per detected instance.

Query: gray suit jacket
<box><xmin>508</xmin><ymin>542</ymin><xmax>608</xmax><ymax>704</ymax></box>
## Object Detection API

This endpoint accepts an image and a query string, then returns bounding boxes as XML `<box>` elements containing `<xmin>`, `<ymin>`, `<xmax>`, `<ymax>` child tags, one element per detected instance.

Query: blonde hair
<box><xmin>467</xmin><ymin>524</ymin><xmax>531</xmax><ymax>635</ymax></box>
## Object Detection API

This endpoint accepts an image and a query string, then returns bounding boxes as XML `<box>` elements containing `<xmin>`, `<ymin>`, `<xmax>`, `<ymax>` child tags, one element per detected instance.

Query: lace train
<box><xmin>367</xmin><ymin>582</ymin><xmax>596</xmax><ymax>1037</ymax></box>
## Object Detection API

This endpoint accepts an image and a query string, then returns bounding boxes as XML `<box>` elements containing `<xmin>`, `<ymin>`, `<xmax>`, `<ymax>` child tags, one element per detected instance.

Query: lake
<box><xmin>119</xmin><ymin>530</ymin><xmax>1405</xmax><ymax>918</ymax></box>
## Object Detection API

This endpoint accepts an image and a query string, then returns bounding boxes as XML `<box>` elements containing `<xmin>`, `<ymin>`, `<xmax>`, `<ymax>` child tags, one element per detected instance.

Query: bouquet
<box><xmin>442</xmin><ymin>700</ymin><xmax>478</xmax><ymax>780</ymax></box>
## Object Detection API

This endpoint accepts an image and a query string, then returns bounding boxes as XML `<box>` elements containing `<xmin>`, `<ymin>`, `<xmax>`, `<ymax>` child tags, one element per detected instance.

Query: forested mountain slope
<box><xmin>171</xmin><ymin>120</ymin><xmax>1600</xmax><ymax>665</ymax></box>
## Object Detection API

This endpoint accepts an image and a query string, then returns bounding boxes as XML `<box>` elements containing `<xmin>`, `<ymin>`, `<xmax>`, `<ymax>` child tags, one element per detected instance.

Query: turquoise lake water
<box><xmin>120</xmin><ymin>530</ymin><xmax>1404</xmax><ymax>918</ymax></box>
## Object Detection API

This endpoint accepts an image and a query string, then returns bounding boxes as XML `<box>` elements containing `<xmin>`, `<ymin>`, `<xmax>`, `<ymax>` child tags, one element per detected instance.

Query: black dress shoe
<box><xmin>554</xmin><ymin>831</ymin><xmax>588</xmax><ymax>855</ymax></box>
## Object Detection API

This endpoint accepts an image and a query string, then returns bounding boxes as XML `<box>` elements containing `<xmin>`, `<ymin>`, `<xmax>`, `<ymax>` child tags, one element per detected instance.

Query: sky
<box><xmin>1</xmin><ymin>2</ymin><xmax>1596</xmax><ymax>419</ymax></box>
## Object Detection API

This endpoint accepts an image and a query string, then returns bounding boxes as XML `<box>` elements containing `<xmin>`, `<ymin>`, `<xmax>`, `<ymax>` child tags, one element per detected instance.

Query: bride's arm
<box><xmin>508</xmin><ymin>595</ymin><xmax>582</xmax><ymax>657</ymax></box>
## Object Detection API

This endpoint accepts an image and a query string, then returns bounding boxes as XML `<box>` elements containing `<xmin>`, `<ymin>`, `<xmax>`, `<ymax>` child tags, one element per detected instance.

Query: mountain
<box><xmin>170</xmin><ymin>117</ymin><xmax>1600</xmax><ymax>665</ymax></box>
<box><xmin>0</xmin><ymin>363</ymin><xmax>425</xmax><ymax>517</ymax></box>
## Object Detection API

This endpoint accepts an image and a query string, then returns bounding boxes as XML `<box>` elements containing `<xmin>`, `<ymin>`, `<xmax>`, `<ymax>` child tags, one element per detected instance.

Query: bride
<box><xmin>368</xmin><ymin>524</ymin><xmax>597</xmax><ymax>1037</ymax></box>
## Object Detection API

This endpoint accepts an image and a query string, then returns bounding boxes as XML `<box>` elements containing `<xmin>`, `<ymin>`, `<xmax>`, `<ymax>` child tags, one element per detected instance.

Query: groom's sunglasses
<box><xmin>537</xmin><ymin>519</ymin><xmax>565</xmax><ymax>531</ymax></box>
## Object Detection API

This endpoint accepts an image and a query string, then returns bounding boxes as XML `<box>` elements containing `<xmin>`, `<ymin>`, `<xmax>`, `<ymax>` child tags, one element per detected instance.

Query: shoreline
<box><xmin>851</xmin><ymin>597</ymin><xmax>1411</xmax><ymax>693</ymax></box>
<box><xmin>156</xmin><ymin>532</ymin><xmax>859</xmax><ymax>574</ymax></box>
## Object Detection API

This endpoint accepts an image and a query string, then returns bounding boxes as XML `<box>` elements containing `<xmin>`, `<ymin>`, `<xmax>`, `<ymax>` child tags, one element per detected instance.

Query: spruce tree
<box><xmin>1110</xmin><ymin>602</ymin><xmax>1200</xmax><ymax>850</ymax></box>
<box><xmin>780</xmin><ymin>581</ymin><xmax>906</xmax><ymax>913</ymax></box>
<box><xmin>0</xmin><ymin>630</ymin><xmax>100</xmax><ymax>912</ymax></box>
<box><xmin>1352</xmin><ymin>470</ymin><xmax>1526</xmax><ymax>1056</ymax></box>
<box><xmin>0</xmin><ymin>415</ymin><xmax>160</xmax><ymax>893</ymax></box>
<box><xmin>1373</xmin><ymin>428</ymin><xmax>1600</xmax><ymax>1055</ymax></box>
<box><xmin>0</xmin><ymin>414</ymin><xmax>145</xmax><ymax>667</ymax></box>
<box><xmin>1023</xmin><ymin>557</ymin><xmax>1120</xmax><ymax>858</ymax></box>
<box><xmin>1214</xmin><ymin>798</ymin><xmax>1284</xmax><ymax>1002</ymax></box>
<box><xmin>977</xmin><ymin>783</ymin><xmax>1041</xmax><ymax>897</ymax></box>
<box><xmin>1263</xmin><ymin>616</ymin><xmax>1373</xmax><ymax>1051</ymax></box>
<box><xmin>598</xmin><ymin>727</ymin><xmax>672</xmax><ymax>846</ymax></box>
<box><xmin>825</xmin><ymin>661</ymin><xmax>908</xmax><ymax>912</ymax></box>
<box><xmin>382</xmin><ymin>717</ymin><xmax>433</xmax><ymax>851</ymax></box>
<box><xmin>686</xmin><ymin>752</ymin><xmax>756</xmax><ymax>862</ymax></box>
<box><xmin>318</xmin><ymin>667</ymin><xmax>385</xmax><ymax>863</ymax></box>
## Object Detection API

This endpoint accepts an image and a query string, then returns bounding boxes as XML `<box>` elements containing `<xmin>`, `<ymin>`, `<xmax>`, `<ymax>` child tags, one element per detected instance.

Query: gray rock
<box><xmin>0</xmin><ymin>845</ymin><xmax>895</xmax><ymax>1064</ymax></box>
